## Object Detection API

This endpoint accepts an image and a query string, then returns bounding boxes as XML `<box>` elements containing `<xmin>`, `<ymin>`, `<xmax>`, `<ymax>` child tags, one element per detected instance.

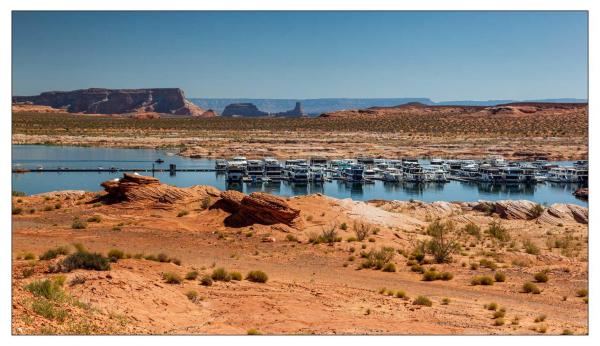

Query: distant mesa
<box><xmin>221</xmin><ymin>102</ymin><xmax>305</xmax><ymax>117</ymax></box>
<box><xmin>12</xmin><ymin>88</ymin><xmax>215</xmax><ymax>117</ymax></box>
<box><xmin>221</xmin><ymin>103</ymin><xmax>269</xmax><ymax>117</ymax></box>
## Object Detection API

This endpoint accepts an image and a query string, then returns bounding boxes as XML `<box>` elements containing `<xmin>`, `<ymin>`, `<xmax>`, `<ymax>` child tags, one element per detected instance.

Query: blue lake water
<box><xmin>12</xmin><ymin>145</ymin><xmax>587</xmax><ymax>206</ymax></box>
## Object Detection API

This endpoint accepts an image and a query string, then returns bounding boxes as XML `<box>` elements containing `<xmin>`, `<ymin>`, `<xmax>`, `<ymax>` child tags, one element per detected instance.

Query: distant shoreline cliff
<box><xmin>12</xmin><ymin>88</ymin><xmax>214</xmax><ymax>117</ymax></box>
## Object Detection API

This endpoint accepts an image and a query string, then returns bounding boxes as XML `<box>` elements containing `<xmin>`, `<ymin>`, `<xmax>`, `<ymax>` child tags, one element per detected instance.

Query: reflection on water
<box><xmin>11</xmin><ymin>145</ymin><xmax>587</xmax><ymax>206</ymax></box>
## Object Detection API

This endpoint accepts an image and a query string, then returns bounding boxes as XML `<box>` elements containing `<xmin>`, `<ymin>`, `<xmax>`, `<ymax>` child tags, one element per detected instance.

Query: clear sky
<box><xmin>12</xmin><ymin>11</ymin><xmax>588</xmax><ymax>101</ymax></box>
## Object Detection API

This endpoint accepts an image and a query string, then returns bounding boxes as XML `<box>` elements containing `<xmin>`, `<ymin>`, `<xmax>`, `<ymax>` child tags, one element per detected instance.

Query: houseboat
<box><xmin>382</xmin><ymin>167</ymin><xmax>403</xmax><ymax>183</ymax></box>
<box><xmin>225</xmin><ymin>161</ymin><xmax>246</xmax><ymax>182</ymax></box>
<box><xmin>263</xmin><ymin>158</ymin><xmax>283</xmax><ymax>180</ymax></box>
<box><xmin>214</xmin><ymin>159</ymin><xmax>227</xmax><ymax>171</ymax></box>
<box><xmin>246</xmin><ymin>160</ymin><xmax>265</xmax><ymax>182</ymax></box>
<box><xmin>342</xmin><ymin>164</ymin><xmax>364</xmax><ymax>183</ymax></box>
<box><xmin>288</xmin><ymin>165</ymin><xmax>309</xmax><ymax>182</ymax></box>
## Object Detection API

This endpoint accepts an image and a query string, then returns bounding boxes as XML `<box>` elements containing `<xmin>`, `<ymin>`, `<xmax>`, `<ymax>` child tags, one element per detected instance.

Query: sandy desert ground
<box><xmin>11</xmin><ymin>174</ymin><xmax>588</xmax><ymax>335</ymax></box>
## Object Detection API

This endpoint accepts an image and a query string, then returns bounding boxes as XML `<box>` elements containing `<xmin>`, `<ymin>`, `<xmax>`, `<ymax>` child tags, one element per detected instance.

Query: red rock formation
<box><xmin>101</xmin><ymin>173</ymin><xmax>193</xmax><ymax>204</ymax></box>
<box><xmin>217</xmin><ymin>191</ymin><xmax>303</xmax><ymax>228</ymax></box>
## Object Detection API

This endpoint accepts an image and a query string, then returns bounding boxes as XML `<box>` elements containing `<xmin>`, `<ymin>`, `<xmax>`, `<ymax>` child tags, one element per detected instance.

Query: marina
<box><xmin>11</xmin><ymin>145</ymin><xmax>587</xmax><ymax>205</ymax></box>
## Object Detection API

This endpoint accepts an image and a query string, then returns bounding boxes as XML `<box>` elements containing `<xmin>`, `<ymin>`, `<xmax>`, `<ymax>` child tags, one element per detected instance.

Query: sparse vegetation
<box><xmin>177</xmin><ymin>210</ymin><xmax>189</xmax><ymax>217</ymax></box>
<box><xmin>247</xmin><ymin>328</ymin><xmax>262</xmax><ymax>335</ymax></box>
<box><xmin>413</xmin><ymin>296</ymin><xmax>433</xmax><ymax>307</ymax></box>
<box><xmin>200</xmin><ymin>275</ymin><xmax>213</xmax><ymax>286</ymax></box>
<box><xmin>211</xmin><ymin>267</ymin><xmax>231</xmax><ymax>282</ymax></box>
<box><xmin>462</xmin><ymin>222</ymin><xmax>481</xmax><ymax>238</ymax></box>
<box><xmin>523</xmin><ymin>240</ymin><xmax>540</xmax><ymax>255</ymax></box>
<box><xmin>494</xmin><ymin>272</ymin><xmax>506</xmax><ymax>282</ymax></box>
<box><xmin>487</xmin><ymin>220</ymin><xmax>510</xmax><ymax>242</ymax></box>
<box><xmin>107</xmin><ymin>249</ymin><xmax>125</xmax><ymax>261</ymax></box>
<box><xmin>534</xmin><ymin>270</ymin><xmax>549</xmax><ymax>283</ymax></box>
<box><xmin>353</xmin><ymin>222</ymin><xmax>371</xmax><ymax>241</ymax></box>
<box><xmin>576</xmin><ymin>288</ymin><xmax>588</xmax><ymax>297</ymax></box>
<box><xmin>230</xmin><ymin>271</ymin><xmax>243</xmax><ymax>281</ymax></box>
<box><xmin>54</xmin><ymin>251</ymin><xmax>111</xmax><ymax>272</ymax></box>
<box><xmin>471</xmin><ymin>276</ymin><xmax>494</xmax><ymax>286</ymax></box>
<box><xmin>40</xmin><ymin>246</ymin><xmax>70</xmax><ymax>260</ymax></box>
<box><xmin>162</xmin><ymin>272</ymin><xmax>183</xmax><ymax>284</ymax></box>
<box><xmin>185</xmin><ymin>271</ymin><xmax>199</xmax><ymax>280</ymax></box>
<box><xmin>86</xmin><ymin>215</ymin><xmax>102</xmax><ymax>223</ymax></box>
<box><xmin>71</xmin><ymin>219</ymin><xmax>87</xmax><ymax>229</ymax></box>
<box><xmin>522</xmin><ymin>281</ymin><xmax>541</xmax><ymax>294</ymax></box>
<box><xmin>246</xmin><ymin>270</ymin><xmax>268</xmax><ymax>283</ymax></box>
<box><xmin>424</xmin><ymin>220</ymin><xmax>460</xmax><ymax>263</ymax></box>
<box><xmin>359</xmin><ymin>247</ymin><xmax>395</xmax><ymax>270</ymax></box>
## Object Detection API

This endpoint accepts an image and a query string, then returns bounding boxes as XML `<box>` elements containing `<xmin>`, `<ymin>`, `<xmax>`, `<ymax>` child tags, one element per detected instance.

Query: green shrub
<box><xmin>522</xmin><ymin>281</ymin><xmax>541</xmax><ymax>294</ymax></box>
<box><xmin>71</xmin><ymin>219</ymin><xmax>87</xmax><ymax>229</ymax></box>
<box><xmin>230</xmin><ymin>271</ymin><xmax>243</xmax><ymax>281</ymax></box>
<box><xmin>493</xmin><ymin>308</ymin><xmax>506</xmax><ymax>318</ymax></box>
<box><xmin>22</xmin><ymin>252</ymin><xmax>36</xmax><ymax>260</ymax></box>
<box><xmin>31</xmin><ymin>298</ymin><xmax>67</xmax><ymax>321</ymax></box>
<box><xmin>340</xmin><ymin>223</ymin><xmax>348</xmax><ymax>230</ymax></box>
<box><xmin>162</xmin><ymin>272</ymin><xmax>183</xmax><ymax>284</ymax></box>
<box><xmin>562</xmin><ymin>329</ymin><xmax>574</xmax><ymax>335</ymax></box>
<box><xmin>534</xmin><ymin>271</ymin><xmax>549</xmax><ymax>283</ymax></box>
<box><xmin>494</xmin><ymin>272</ymin><xmax>506</xmax><ymax>282</ymax></box>
<box><xmin>144</xmin><ymin>254</ymin><xmax>158</xmax><ymax>261</ymax></box>
<box><xmin>12</xmin><ymin>190</ymin><xmax>26</xmax><ymax>197</ymax></box>
<box><xmin>157</xmin><ymin>253</ymin><xmax>170</xmax><ymax>263</ymax></box>
<box><xmin>22</xmin><ymin>267</ymin><xmax>35</xmax><ymax>278</ymax></box>
<box><xmin>211</xmin><ymin>267</ymin><xmax>231</xmax><ymax>282</ymax></box>
<box><xmin>485</xmin><ymin>302</ymin><xmax>498</xmax><ymax>310</ymax></box>
<box><xmin>185</xmin><ymin>271</ymin><xmax>199</xmax><ymax>280</ymax></box>
<box><xmin>441</xmin><ymin>298</ymin><xmax>451</xmax><ymax>305</ymax></box>
<box><xmin>200</xmin><ymin>275</ymin><xmax>213</xmax><ymax>286</ymax></box>
<box><xmin>247</xmin><ymin>328</ymin><xmax>262</xmax><ymax>335</ymax></box>
<box><xmin>479</xmin><ymin>259</ymin><xmax>497</xmax><ymax>270</ymax></box>
<box><xmin>177</xmin><ymin>210</ymin><xmax>189</xmax><ymax>217</ymax></box>
<box><xmin>534</xmin><ymin>314</ymin><xmax>547</xmax><ymax>323</ymax></box>
<box><xmin>425</xmin><ymin>220</ymin><xmax>460</xmax><ymax>263</ymax></box>
<box><xmin>413</xmin><ymin>296</ymin><xmax>433</xmax><ymax>307</ymax></box>
<box><xmin>353</xmin><ymin>222</ymin><xmax>371</xmax><ymax>241</ymax></box>
<box><xmin>246</xmin><ymin>270</ymin><xmax>268</xmax><ymax>283</ymax></box>
<box><xmin>201</xmin><ymin>196</ymin><xmax>211</xmax><ymax>209</ymax></box>
<box><xmin>395</xmin><ymin>290</ymin><xmax>407</xmax><ymax>299</ymax></box>
<box><xmin>494</xmin><ymin>318</ymin><xmax>505</xmax><ymax>326</ymax></box>
<box><xmin>25</xmin><ymin>280</ymin><xmax>64</xmax><ymax>300</ymax></box>
<box><xmin>346</xmin><ymin>236</ymin><xmax>357</xmax><ymax>242</ymax></box>
<box><xmin>411</xmin><ymin>264</ymin><xmax>424</xmax><ymax>273</ymax></box>
<box><xmin>530</xmin><ymin>204</ymin><xmax>545</xmax><ymax>218</ymax></box>
<box><xmin>487</xmin><ymin>220</ymin><xmax>510</xmax><ymax>242</ymax></box>
<box><xmin>12</xmin><ymin>207</ymin><xmax>23</xmax><ymax>215</ymax></box>
<box><xmin>470</xmin><ymin>262</ymin><xmax>480</xmax><ymax>270</ymax></box>
<box><xmin>463</xmin><ymin>222</ymin><xmax>481</xmax><ymax>238</ymax></box>
<box><xmin>471</xmin><ymin>276</ymin><xmax>494</xmax><ymax>286</ymax></box>
<box><xmin>382</xmin><ymin>262</ymin><xmax>396</xmax><ymax>272</ymax></box>
<box><xmin>107</xmin><ymin>249</ymin><xmax>125</xmax><ymax>261</ymax></box>
<box><xmin>523</xmin><ymin>240</ymin><xmax>540</xmax><ymax>255</ymax></box>
<box><xmin>59</xmin><ymin>252</ymin><xmax>110</xmax><ymax>272</ymax></box>
<box><xmin>40</xmin><ymin>246</ymin><xmax>70</xmax><ymax>260</ymax></box>
<box><xmin>53</xmin><ymin>275</ymin><xmax>66</xmax><ymax>287</ymax></box>
<box><xmin>171</xmin><ymin>258</ymin><xmax>182</xmax><ymax>266</ymax></box>
<box><xmin>422</xmin><ymin>270</ymin><xmax>440</xmax><ymax>281</ymax></box>
<box><xmin>185</xmin><ymin>290</ymin><xmax>199</xmax><ymax>302</ymax></box>
<box><xmin>86</xmin><ymin>215</ymin><xmax>102</xmax><ymax>223</ymax></box>
<box><xmin>440</xmin><ymin>272</ymin><xmax>454</xmax><ymax>281</ymax></box>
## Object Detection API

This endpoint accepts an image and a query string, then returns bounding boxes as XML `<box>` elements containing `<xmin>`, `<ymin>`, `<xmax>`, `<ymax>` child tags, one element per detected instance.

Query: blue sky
<box><xmin>12</xmin><ymin>11</ymin><xmax>588</xmax><ymax>100</ymax></box>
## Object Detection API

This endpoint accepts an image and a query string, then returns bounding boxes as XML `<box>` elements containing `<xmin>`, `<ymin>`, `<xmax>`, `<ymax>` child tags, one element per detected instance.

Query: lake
<box><xmin>12</xmin><ymin>145</ymin><xmax>587</xmax><ymax>206</ymax></box>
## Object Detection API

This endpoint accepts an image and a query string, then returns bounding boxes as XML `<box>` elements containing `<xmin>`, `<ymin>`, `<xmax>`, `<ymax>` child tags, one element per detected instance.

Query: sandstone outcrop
<box><xmin>216</xmin><ymin>191</ymin><xmax>303</xmax><ymax>228</ymax></box>
<box><xmin>101</xmin><ymin>173</ymin><xmax>194</xmax><ymax>204</ymax></box>
<box><xmin>573</xmin><ymin>188</ymin><xmax>588</xmax><ymax>200</ymax></box>
<box><xmin>221</xmin><ymin>103</ymin><xmax>269</xmax><ymax>117</ymax></box>
<box><xmin>12</xmin><ymin>88</ymin><xmax>209</xmax><ymax>117</ymax></box>
<box><xmin>540</xmin><ymin>204</ymin><xmax>588</xmax><ymax>225</ymax></box>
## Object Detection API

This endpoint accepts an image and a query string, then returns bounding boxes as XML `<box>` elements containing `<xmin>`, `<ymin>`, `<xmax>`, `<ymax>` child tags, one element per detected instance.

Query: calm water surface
<box><xmin>12</xmin><ymin>145</ymin><xmax>587</xmax><ymax>206</ymax></box>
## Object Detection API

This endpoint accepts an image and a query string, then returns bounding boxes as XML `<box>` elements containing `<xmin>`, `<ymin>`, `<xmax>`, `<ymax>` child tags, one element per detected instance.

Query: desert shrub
<box><xmin>395</xmin><ymin>290</ymin><xmax>407</xmax><ymax>299</ymax></box>
<box><xmin>411</xmin><ymin>264</ymin><xmax>425</xmax><ymax>273</ymax></box>
<box><xmin>177</xmin><ymin>210</ymin><xmax>189</xmax><ymax>217</ymax></box>
<box><xmin>247</xmin><ymin>329</ymin><xmax>262</xmax><ymax>335</ymax></box>
<box><xmin>320</xmin><ymin>224</ymin><xmax>341</xmax><ymax>244</ymax></box>
<box><xmin>71</xmin><ymin>219</ymin><xmax>87</xmax><ymax>230</ymax></box>
<box><xmin>69</xmin><ymin>276</ymin><xmax>86</xmax><ymax>286</ymax></box>
<box><xmin>353</xmin><ymin>222</ymin><xmax>371</xmax><ymax>241</ymax></box>
<box><xmin>487</xmin><ymin>220</ymin><xmax>510</xmax><ymax>242</ymax></box>
<box><xmin>200</xmin><ymin>275</ymin><xmax>213</xmax><ymax>286</ymax></box>
<box><xmin>246</xmin><ymin>270</ymin><xmax>268</xmax><ymax>283</ymax></box>
<box><xmin>53</xmin><ymin>275</ymin><xmax>66</xmax><ymax>287</ymax></box>
<box><xmin>493</xmin><ymin>308</ymin><xmax>506</xmax><ymax>318</ymax></box>
<box><xmin>346</xmin><ymin>236</ymin><xmax>357</xmax><ymax>242</ymax></box>
<box><xmin>576</xmin><ymin>288</ymin><xmax>588</xmax><ymax>297</ymax></box>
<box><xmin>230</xmin><ymin>271</ymin><xmax>243</xmax><ymax>281</ymax></box>
<box><xmin>530</xmin><ymin>204</ymin><xmax>545</xmax><ymax>218</ymax></box>
<box><xmin>425</xmin><ymin>220</ymin><xmax>460</xmax><ymax>263</ymax></box>
<box><xmin>285</xmin><ymin>234</ymin><xmax>298</xmax><ymax>242</ymax></box>
<box><xmin>185</xmin><ymin>290</ymin><xmax>199</xmax><ymax>302</ymax></box>
<box><xmin>157</xmin><ymin>253</ymin><xmax>170</xmax><ymax>263</ymax></box>
<box><xmin>40</xmin><ymin>246</ymin><xmax>70</xmax><ymax>260</ymax></box>
<box><xmin>439</xmin><ymin>272</ymin><xmax>454</xmax><ymax>280</ymax></box>
<box><xmin>562</xmin><ymin>329</ymin><xmax>574</xmax><ymax>335</ymax></box>
<box><xmin>413</xmin><ymin>296</ymin><xmax>433</xmax><ymax>307</ymax></box>
<box><xmin>534</xmin><ymin>270</ymin><xmax>549</xmax><ymax>283</ymax></box>
<box><xmin>463</xmin><ymin>222</ymin><xmax>481</xmax><ymax>238</ymax></box>
<box><xmin>211</xmin><ymin>267</ymin><xmax>231</xmax><ymax>282</ymax></box>
<box><xmin>171</xmin><ymin>258</ymin><xmax>182</xmax><ymax>266</ymax></box>
<box><xmin>59</xmin><ymin>252</ymin><xmax>110</xmax><ymax>272</ymax></box>
<box><xmin>340</xmin><ymin>222</ymin><xmax>348</xmax><ymax>230</ymax></box>
<box><xmin>360</xmin><ymin>247</ymin><xmax>396</xmax><ymax>270</ymax></box>
<box><xmin>25</xmin><ymin>279</ymin><xmax>64</xmax><ymax>300</ymax></box>
<box><xmin>185</xmin><ymin>271</ymin><xmax>199</xmax><ymax>280</ymax></box>
<box><xmin>441</xmin><ymin>297</ymin><xmax>451</xmax><ymax>305</ymax></box>
<box><xmin>201</xmin><ymin>196</ymin><xmax>211</xmax><ymax>209</ymax></box>
<box><xmin>12</xmin><ymin>207</ymin><xmax>23</xmax><ymax>215</ymax></box>
<box><xmin>21</xmin><ymin>252</ymin><xmax>36</xmax><ymax>260</ymax></box>
<box><xmin>523</xmin><ymin>240</ymin><xmax>540</xmax><ymax>255</ymax></box>
<box><xmin>12</xmin><ymin>190</ymin><xmax>26</xmax><ymax>197</ymax></box>
<box><xmin>522</xmin><ymin>282</ymin><xmax>541</xmax><ymax>294</ymax></box>
<box><xmin>382</xmin><ymin>262</ymin><xmax>396</xmax><ymax>272</ymax></box>
<box><xmin>494</xmin><ymin>272</ymin><xmax>506</xmax><ymax>282</ymax></box>
<box><xmin>534</xmin><ymin>314</ymin><xmax>547</xmax><ymax>323</ymax></box>
<box><xmin>494</xmin><ymin>318</ymin><xmax>505</xmax><ymax>326</ymax></box>
<box><xmin>470</xmin><ymin>262</ymin><xmax>480</xmax><ymax>270</ymax></box>
<box><xmin>162</xmin><ymin>272</ymin><xmax>183</xmax><ymax>284</ymax></box>
<box><xmin>479</xmin><ymin>259</ymin><xmax>498</xmax><ymax>270</ymax></box>
<box><xmin>31</xmin><ymin>298</ymin><xmax>67</xmax><ymax>321</ymax></box>
<box><xmin>422</xmin><ymin>270</ymin><xmax>440</xmax><ymax>281</ymax></box>
<box><xmin>107</xmin><ymin>249</ymin><xmax>125</xmax><ymax>261</ymax></box>
<box><xmin>86</xmin><ymin>215</ymin><xmax>102</xmax><ymax>223</ymax></box>
<box><xmin>485</xmin><ymin>302</ymin><xmax>498</xmax><ymax>310</ymax></box>
<box><xmin>44</xmin><ymin>205</ymin><xmax>53</xmax><ymax>211</ymax></box>
<box><xmin>22</xmin><ymin>267</ymin><xmax>35</xmax><ymax>278</ymax></box>
<box><xmin>471</xmin><ymin>276</ymin><xmax>494</xmax><ymax>286</ymax></box>
<box><xmin>144</xmin><ymin>254</ymin><xmax>158</xmax><ymax>261</ymax></box>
